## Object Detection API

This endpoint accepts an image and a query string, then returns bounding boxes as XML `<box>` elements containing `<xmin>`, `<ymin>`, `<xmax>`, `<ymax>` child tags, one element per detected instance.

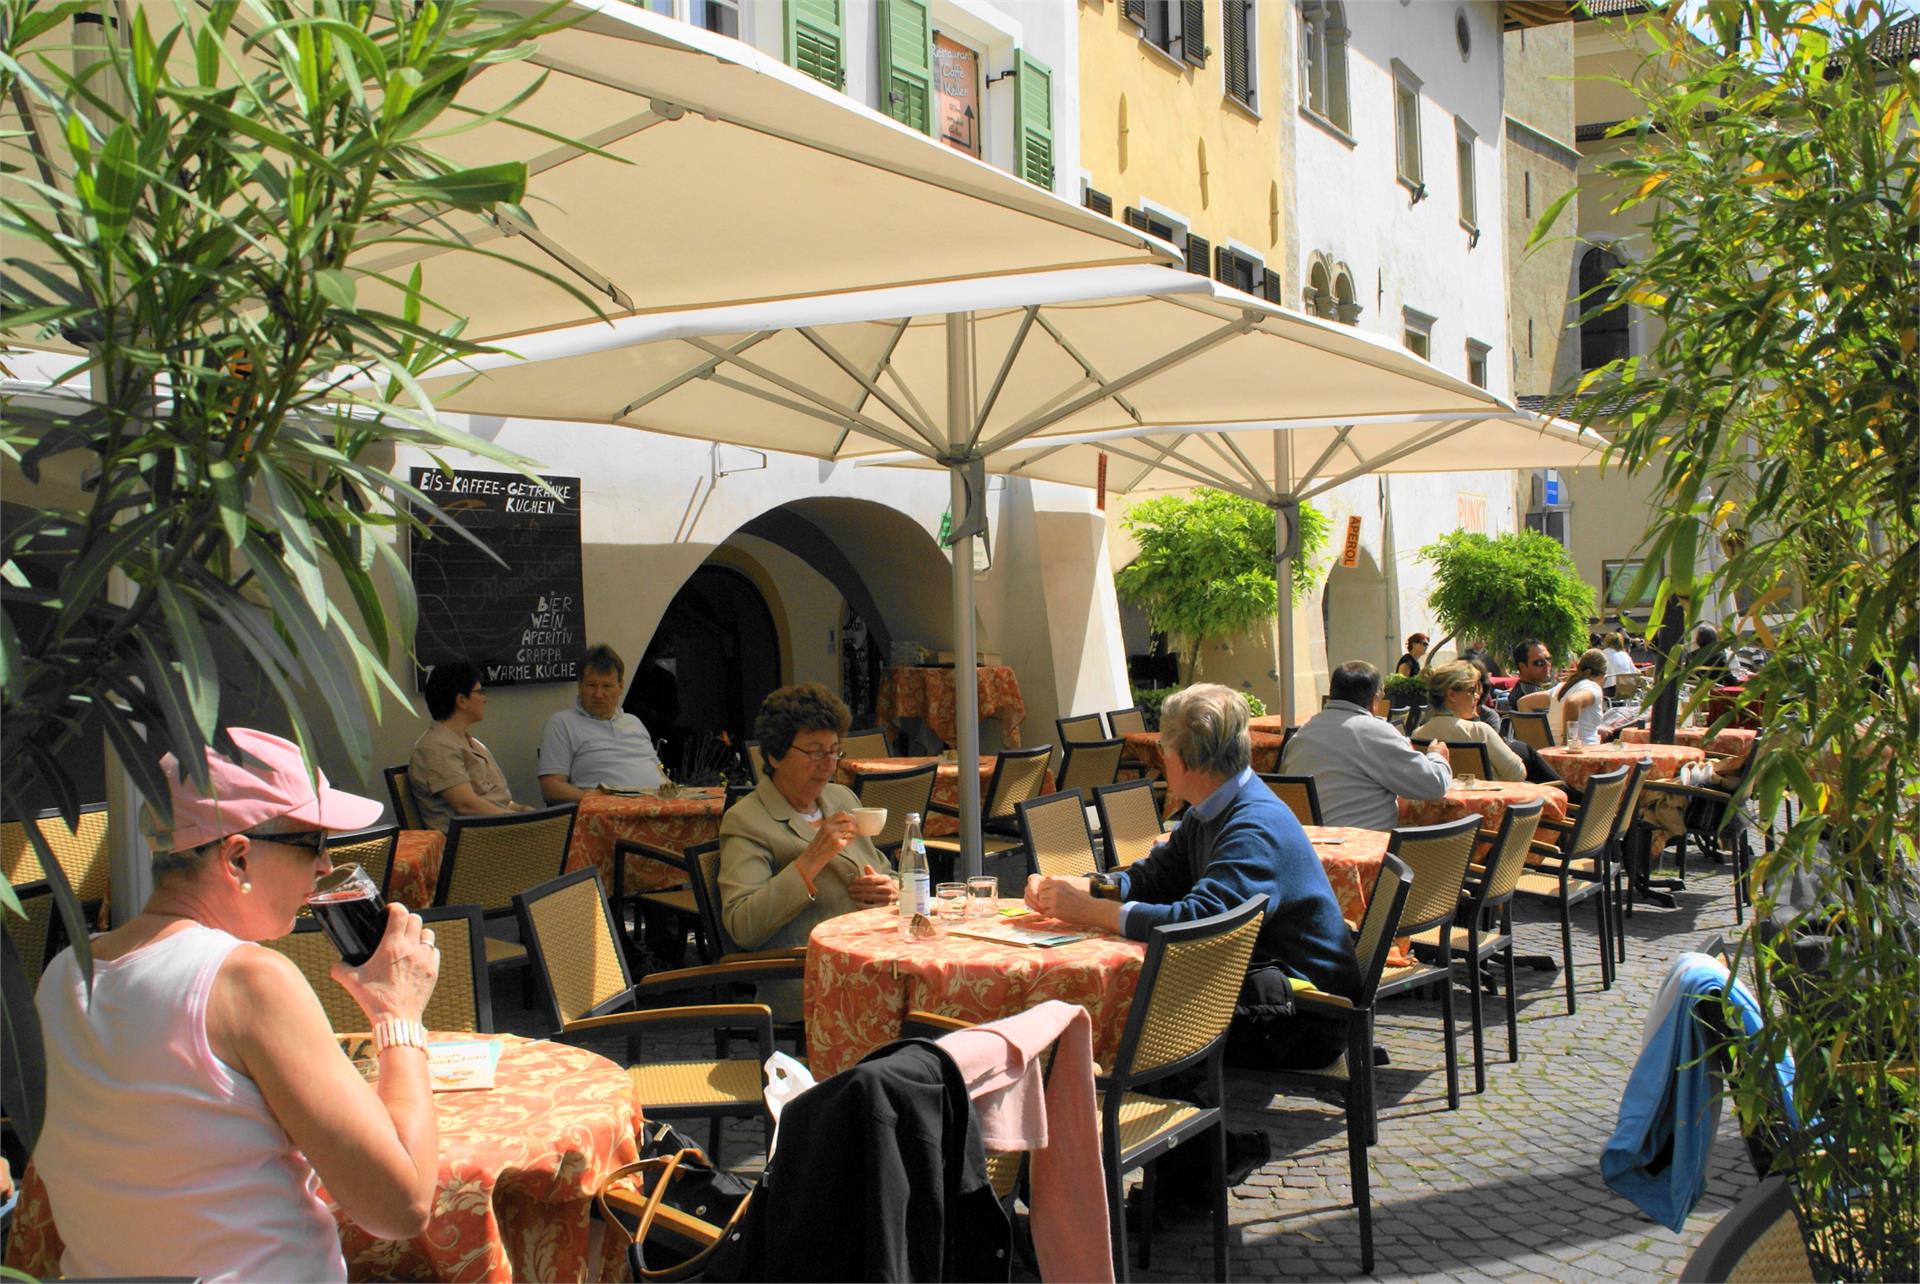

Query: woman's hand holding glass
<box><xmin>331</xmin><ymin>903</ymin><xmax>440</xmax><ymax>1026</ymax></box>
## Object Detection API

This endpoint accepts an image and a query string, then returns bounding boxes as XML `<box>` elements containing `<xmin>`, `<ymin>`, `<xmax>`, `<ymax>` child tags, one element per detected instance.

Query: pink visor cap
<box><xmin>142</xmin><ymin>728</ymin><xmax>384</xmax><ymax>853</ymax></box>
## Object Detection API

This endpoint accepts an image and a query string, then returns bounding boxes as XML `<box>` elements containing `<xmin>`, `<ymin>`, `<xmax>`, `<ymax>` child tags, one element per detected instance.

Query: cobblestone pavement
<box><xmin>537</xmin><ymin>838</ymin><xmax>1764</xmax><ymax>1283</ymax></box>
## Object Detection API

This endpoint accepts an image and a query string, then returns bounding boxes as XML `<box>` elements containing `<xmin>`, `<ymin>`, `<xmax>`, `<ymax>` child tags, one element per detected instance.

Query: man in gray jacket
<box><xmin>1282</xmin><ymin>661</ymin><xmax>1451</xmax><ymax>830</ymax></box>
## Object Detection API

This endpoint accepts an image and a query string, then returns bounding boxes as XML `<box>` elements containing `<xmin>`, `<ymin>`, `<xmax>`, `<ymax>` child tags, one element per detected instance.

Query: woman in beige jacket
<box><xmin>1412</xmin><ymin>661</ymin><xmax>1527</xmax><ymax>782</ymax></box>
<box><xmin>719</xmin><ymin>683</ymin><xmax>897</xmax><ymax>956</ymax></box>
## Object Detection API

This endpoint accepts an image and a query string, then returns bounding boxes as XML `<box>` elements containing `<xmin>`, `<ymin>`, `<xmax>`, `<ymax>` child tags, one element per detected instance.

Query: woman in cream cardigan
<box><xmin>1412</xmin><ymin>661</ymin><xmax>1527</xmax><ymax>781</ymax></box>
<box><xmin>719</xmin><ymin>682</ymin><xmax>897</xmax><ymax>956</ymax></box>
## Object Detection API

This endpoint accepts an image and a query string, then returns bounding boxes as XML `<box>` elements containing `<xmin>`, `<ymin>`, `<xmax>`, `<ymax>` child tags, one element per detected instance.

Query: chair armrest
<box><xmin>563</xmin><ymin>1002</ymin><xmax>773</xmax><ymax>1039</ymax></box>
<box><xmin>1642</xmin><ymin>780</ymin><xmax>1732</xmax><ymax>803</ymax></box>
<box><xmin>927</xmin><ymin>801</ymin><xmax>961</xmax><ymax>819</ymax></box>
<box><xmin>634</xmin><ymin>957</ymin><xmax>803</xmax><ymax>999</ymax></box>
<box><xmin>721</xmin><ymin>946</ymin><xmax>808</xmax><ymax>964</ymax></box>
<box><xmin>1529</xmin><ymin>838</ymin><xmax>1566</xmax><ymax>860</ymax></box>
<box><xmin>1294</xmin><ymin>988</ymin><xmax>1354</xmax><ymax>1013</ymax></box>
<box><xmin>1538</xmin><ymin>814</ymin><xmax>1573</xmax><ymax>832</ymax></box>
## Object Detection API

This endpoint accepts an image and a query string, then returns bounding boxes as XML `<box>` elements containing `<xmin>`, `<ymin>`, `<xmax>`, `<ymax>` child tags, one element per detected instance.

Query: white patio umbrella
<box><xmin>394</xmin><ymin>265</ymin><xmax>1513</xmax><ymax>872</ymax></box>
<box><xmin>901</xmin><ymin>410</ymin><xmax>1609</xmax><ymax>724</ymax></box>
<box><xmin>0</xmin><ymin>0</ymin><xmax>1175</xmax><ymax>342</ymax></box>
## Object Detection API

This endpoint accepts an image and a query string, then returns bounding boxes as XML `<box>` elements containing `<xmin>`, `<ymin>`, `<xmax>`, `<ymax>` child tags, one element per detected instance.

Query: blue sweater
<box><xmin>1117</xmin><ymin>771</ymin><xmax>1362</xmax><ymax>1001</ymax></box>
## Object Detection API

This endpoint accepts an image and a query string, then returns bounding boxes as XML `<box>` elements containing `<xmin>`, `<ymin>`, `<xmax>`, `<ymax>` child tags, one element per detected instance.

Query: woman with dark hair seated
<box><xmin>718</xmin><ymin>683</ymin><xmax>897</xmax><ymax>962</ymax></box>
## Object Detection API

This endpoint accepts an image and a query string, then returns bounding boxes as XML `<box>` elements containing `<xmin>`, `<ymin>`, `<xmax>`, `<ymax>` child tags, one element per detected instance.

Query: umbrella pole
<box><xmin>946</xmin><ymin>315</ymin><xmax>984</xmax><ymax>880</ymax></box>
<box><xmin>1273</xmin><ymin>430</ymin><xmax>1297</xmax><ymax>726</ymax></box>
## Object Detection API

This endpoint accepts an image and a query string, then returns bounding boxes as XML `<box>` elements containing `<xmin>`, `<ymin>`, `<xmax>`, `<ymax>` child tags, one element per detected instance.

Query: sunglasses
<box><xmin>250</xmin><ymin>829</ymin><xmax>328</xmax><ymax>855</ymax></box>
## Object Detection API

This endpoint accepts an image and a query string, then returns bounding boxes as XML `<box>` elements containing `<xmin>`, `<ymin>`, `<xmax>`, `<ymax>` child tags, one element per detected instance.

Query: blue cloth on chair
<box><xmin>1600</xmin><ymin>952</ymin><xmax>1793</xmax><ymax>1231</ymax></box>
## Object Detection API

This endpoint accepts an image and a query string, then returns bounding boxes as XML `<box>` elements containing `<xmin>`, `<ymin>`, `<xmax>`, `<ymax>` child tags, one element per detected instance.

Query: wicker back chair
<box><xmin>1057</xmin><ymin>738</ymin><xmax>1124</xmax><ymax>803</ymax></box>
<box><xmin>1</xmin><ymin>804</ymin><xmax>111</xmax><ymax>907</ymax></box>
<box><xmin>1271</xmin><ymin>854</ymin><xmax>1414</xmax><ymax>1275</ymax></box>
<box><xmin>1605</xmin><ymin>757</ymin><xmax>1653</xmax><ymax>959</ymax></box>
<box><xmin>1104</xmin><ymin>707</ymin><xmax>1148</xmax><ymax>738</ymax></box>
<box><xmin>1642</xmin><ymin>747</ymin><xmax>1761</xmax><ymax>920</ymax></box>
<box><xmin>383</xmin><ymin>765</ymin><xmax>425</xmax><ymax>830</ymax></box>
<box><xmin>263</xmin><ymin>906</ymin><xmax>492</xmax><ymax>1033</ymax></box>
<box><xmin>1056</xmin><ymin>712</ymin><xmax>1109</xmax><ymax>746</ymax></box>
<box><xmin>1679</xmin><ymin>1176</ymin><xmax>1813</xmax><ymax>1282</ymax></box>
<box><xmin>1257</xmin><ymin>774</ymin><xmax>1323</xmax><ymax>827</ymax></box>
<box><xmin>852</xmin><ymin>762</ymin><xmax>938</xmax><ymax>856</ymax></box>
<box><xmin>1411</xmin><ymin>799</ymin><xmax>1545</xmax><ymax>1092</ymax></box>
<box><xmin>684</xmin><ymin>840</ymin><xmax>730</xmax><ymax>963</ymax></box>
<box><xmin>1099</xmin><ymin>896</ymin><xmax>1266</xmax><ymax>1278</ymax></box>
<box><xmin>1092</xmin><ymin>778</ymin><xmax>1166</xmax><ymax>870</ymax></box>
<box><xmin>924</xmin><ymin>744</ymin><xmax>1054</xmax><ymax>871</ymax></box>
<box><xmin>261</xmin><ymin>925</ymin><xmax>361</xmax><ymax>1031</ymax></box>
<box><xmin>1508</xmin><ymin>710</ymin><xmax>1553</xmax><ymax>750</ymax></box>
<box><xmin>4</xmin><ymin>880</ymin><xmax>62</xmax><ymax>994</ymax></box>
<box><xmin>841</xmin><ymin>727</ymin><xmax>890</xmax><ymax>759</ymax></box>
<box><xmin>515</xmin><ymin>868</ymin><xmax>800</xmax><ymax>1160</ymax></box>
<box><xmin>1445</xmin><ymin>741</ymin><xmax>1492</xmax><ymax>780</ymax></box>
<box><xmin>1015</xmin><ymin>791</ymin><xmax>1100</xmax><ymax>880</ymax></box>
<box><xmin>325</xmin><ymin>825</ymin><xmax>400</xmax><ymax>901</ymax></box>
<box><xmin>1372</xmin><ymin>815</ymin><xmax>1482</xmax><ymax>1112</ymax></box>
<box><xmin>436</xmin><ymin>804</ymin><xmax>578</xmax><ymax>971</ymax></box>
<box><xmin>900</xmin><ymin>1010</ymin><xmax>1029</xmax><ymax>1206</ymax></box>
<box><xmin>612</xmin><ymin>838</ymin><xmax>701</xmax><ymax>964</ymax></box>
<box><xmin>744</xmin><ymin>741</ymin><xmax>766</xmax><ymax>783</ymax></box>
<box><xmin>1515</xmin><ymin>764</ymin><xmax>1630</xmax><ymax>1013</ymax></box>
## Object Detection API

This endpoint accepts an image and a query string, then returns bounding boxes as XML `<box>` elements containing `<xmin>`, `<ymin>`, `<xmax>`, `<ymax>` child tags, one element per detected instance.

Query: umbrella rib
<box><xmin>1029</xmin><ymin>313</ymin><xmax>1145</xmax><ymax>425</ymax></box>
<box><xmin>981</xmin><ymin>313</ymin><xmax>1260</xmax><ymax>455</ymax></box>
<box><xmin>687</xmin><ymin>339</ymin><xmax>931</xmax><ymax>454</ymax></box>
<box><xmin>972</xmin><ymin>306</ymin><xmax>1041</xmax><ymax>441</ymax></box>
<box><xmin>1210</xmin><ymin>431</ymin><xmax>1278</xmax><ymax>502</ymax></box>
<box><xmin>1097</xmin><ymin>439</ymin><xmax>1261</xmax><ymax>498</ymax></box>
<box><xmin>1298</xmin><ymin>419</ymin><xmax>1477</xmax><ymax>500</ymax></box>
<box><xmin>851</xmin><ymin>318</ymin><xmax>911</xmax><ymax>418</ymax></box>
<box><xmin>616</xmin><ymin>331</ymin><xmax>776</xmax><ymax>419</ymax></box>
<box><xmin>1297</xmin><ymin>426</ymin><xmax>1355</xmax><ymax>491</ymax></box>
<box><xmin>490</xmin><ymin>211</ymin><xmax>634</xmax><ymax>309</ymax></box>
<box><xmin>699</xmin><ymin>372</ymin><xmax>926</xmax><ymax>454</ymax></box>
<box><xmin>798</xmin><ymin>326</ymin><xmax>941</xmax><ymax>449</ymax></box>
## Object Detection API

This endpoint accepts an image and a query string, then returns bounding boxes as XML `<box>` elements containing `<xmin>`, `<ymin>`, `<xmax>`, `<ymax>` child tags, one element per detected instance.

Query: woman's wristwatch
<box><xmin>372</xmin><ymin>1017</ymin><xmax>430</xmax><ymax>1055</ymax></box>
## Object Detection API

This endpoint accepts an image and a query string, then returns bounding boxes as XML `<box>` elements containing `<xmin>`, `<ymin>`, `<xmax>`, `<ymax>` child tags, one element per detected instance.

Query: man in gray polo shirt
<box><xmin>537</xmin><ymin>644</ymin><xmax>665</xmax><ymax>802</ymax></box>
<box><xmin>1281</xmin><ymin>660</ymin><xmax>1451</xmax><ymax>830</ymax></box>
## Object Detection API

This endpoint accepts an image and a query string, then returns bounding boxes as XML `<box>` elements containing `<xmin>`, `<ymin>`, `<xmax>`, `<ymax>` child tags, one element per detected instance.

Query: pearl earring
<box><xmin>239</xmin><ymin>880</ymin><xmax>252</xmax><ymax>894</ymax></box>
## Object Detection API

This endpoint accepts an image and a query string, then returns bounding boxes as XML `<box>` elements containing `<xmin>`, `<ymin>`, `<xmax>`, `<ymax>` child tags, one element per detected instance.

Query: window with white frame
<box><xmin>1403</xmin><ymin>307</ymin><xmax>1434</xmax><ymax>360</ymax></box>
<box><xmin>1455</xmin><ymin>119</ymin><xmax>1477</xmax><ymax>231</ymax></box>
<box><xmin>1223</xmin><ymin>0</ymin><xmax>1257</xmax><ymax>111</ymax></box>
<box><xmin>1466</xmin><ymin>339</ymin><xmax>1490</xmax><ymax>388</ymax></box>
<box><xmin>1299</xmin><ymin>1</ymin><xmax>1350</xmax><ymax>132</ymax></box>
<box><xmin>689</xmin><ymin>0</ymin><xmax>739</xmax><ymax>37</ymax></box>
<box><xmin>1393</xmin><ymin>62</ymin><xmax>1424</xmax><ymax>191</ymax></box>
<box><xmin>1216</xmin><ymin>243</ymin><xmax>1262</xmax><ymax>294</ymax></box>
<box><xmin>1131</xmin><ymin>1</ymin><xmax>1206</xmax><ymax>68</ymax></box>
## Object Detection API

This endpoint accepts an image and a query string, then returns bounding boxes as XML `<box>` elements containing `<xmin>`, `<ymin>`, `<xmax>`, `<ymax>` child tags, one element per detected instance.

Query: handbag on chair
<box><xmin>597</xmin><ymin>1120</ymin><xmax>755</xmax><ymax>1281</ymax></box>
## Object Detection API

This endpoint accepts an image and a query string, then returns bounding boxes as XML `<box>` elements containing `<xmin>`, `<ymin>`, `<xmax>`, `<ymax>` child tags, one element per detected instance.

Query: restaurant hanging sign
<box><xmin>409</xmin><ymin>467</ymin><xmax>586</xmax><ymax>687</ymax></box>
<box><xmin>1340</xmin><ymin>515</ymin><xmax>1364</xmax><ymax>568</ymax></box>
<box><xmin>935</xmin><ymin>34</ymin><xmax>981</xmax><ymax>158</ymax></box>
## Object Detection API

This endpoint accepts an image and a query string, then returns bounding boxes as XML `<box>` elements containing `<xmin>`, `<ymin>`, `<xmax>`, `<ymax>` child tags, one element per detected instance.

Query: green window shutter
<box><xmin>877</xmin><ymin>0</ymin><xmax>933</xmax><ymax>133</ymax></box>
<box><xmin>1223</xmin><ymin>0</ymin><xmax>1249</xmax><ymax>103</ymax></box>
<box><xmin>1013</xmin><ymin>51</ymin><xmax>1054</xmax><ymax>190</ymax></box>
<box><xmin>784</xmin><ymin>0</ymin><xmax>845</xmax><ymax>89</ymax></box>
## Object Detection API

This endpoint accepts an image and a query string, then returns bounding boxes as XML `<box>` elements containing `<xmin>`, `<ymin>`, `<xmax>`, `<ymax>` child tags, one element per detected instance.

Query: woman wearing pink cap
<box><xmin>32</xmin><ymin>729</ymin><xmax>442</xmax><ymax>1282</ymax></box>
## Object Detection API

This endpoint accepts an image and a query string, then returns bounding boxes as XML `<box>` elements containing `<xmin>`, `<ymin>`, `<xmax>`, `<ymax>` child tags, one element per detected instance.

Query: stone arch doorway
<box><xmin>626</xmin><ymin>564</ymin><xmax>779</xmax><ymax>764</ymax></box>
<box><xmin>1322</xmin><ymin>545</ymin><xmax>1389</xmax><ymax>679</ymax></box>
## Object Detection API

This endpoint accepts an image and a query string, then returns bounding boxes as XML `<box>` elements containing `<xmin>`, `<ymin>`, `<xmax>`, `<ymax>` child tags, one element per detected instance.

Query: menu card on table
<box><xmin>950</xmin><ymin>918</ymin><xmax>1087</xmax><ymax>949</ymax></box>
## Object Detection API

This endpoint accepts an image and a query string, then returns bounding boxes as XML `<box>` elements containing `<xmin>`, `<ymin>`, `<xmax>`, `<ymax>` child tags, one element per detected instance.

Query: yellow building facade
<box><xmin>1077</xmin><ymin>0</ymin><xmax>1296</xmax><ymax>302</ymax></box>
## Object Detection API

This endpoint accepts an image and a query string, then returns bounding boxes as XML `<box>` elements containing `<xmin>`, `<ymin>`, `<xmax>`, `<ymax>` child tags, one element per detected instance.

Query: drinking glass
<box><xmin>306</xmin><ymin>863</ymin><xmax>386</xmax><ymax>966</ymax></box>
<box><xmin>966</xmin><ymin>875</ymin><xmax>999</xmax><ymax>917</ymax></box>
<box><xmin>934</xmin><ymin>882</ymin><xmax>968</xmax><ymax>930</ymax></box>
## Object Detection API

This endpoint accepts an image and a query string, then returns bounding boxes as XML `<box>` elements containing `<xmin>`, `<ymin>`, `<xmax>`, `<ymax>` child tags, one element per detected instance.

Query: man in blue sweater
<box><xmin>1026</xmin><ymin>683</ymin><xmax>1361</xmax><ymax>1071</ymax></box>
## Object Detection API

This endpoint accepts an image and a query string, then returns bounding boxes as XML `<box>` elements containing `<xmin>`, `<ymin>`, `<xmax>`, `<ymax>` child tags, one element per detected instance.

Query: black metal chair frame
<box><xmin>1255</xmin><ymin>773</ymin><xmax>1323</xmax><ymax>828</ymax></box>
<box><xmin>1091</xmin><ymin>777</ymin><xmax>1166</xmax><ymax>873</ymax></box>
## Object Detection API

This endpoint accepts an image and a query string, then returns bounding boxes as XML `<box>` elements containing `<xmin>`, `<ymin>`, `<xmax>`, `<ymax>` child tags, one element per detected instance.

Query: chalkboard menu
<box><xmin>409</xmin><ymin>467</ymin><xmax>585</xmax><ymax>686</ymax></box>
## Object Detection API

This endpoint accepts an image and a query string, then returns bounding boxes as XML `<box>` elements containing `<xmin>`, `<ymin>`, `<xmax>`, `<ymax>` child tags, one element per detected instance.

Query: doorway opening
<box><xmin>626</xmin><ymin>564</ymin><xmax>780</xmax><ymax>766</ymax></box>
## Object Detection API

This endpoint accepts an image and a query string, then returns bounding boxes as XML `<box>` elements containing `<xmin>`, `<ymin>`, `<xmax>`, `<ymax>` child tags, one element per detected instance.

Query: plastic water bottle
<box><xmin>898</xmin><ymin>812</ymin><xmax>932</xmax><ymax>939</ymax></box>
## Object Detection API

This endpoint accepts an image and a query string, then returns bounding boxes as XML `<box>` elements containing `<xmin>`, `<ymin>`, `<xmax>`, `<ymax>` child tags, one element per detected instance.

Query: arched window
<box><xmin>1579</xmin><ymin>245</ymin><xmax>1629</xmax><ymax>371</ymax></box>
<box><xmin>1300</xmin><ymin>1</ymin><xmax>1351</xmax><ymax>133</ymax></box>
<box><xmin>1332</xmin><ymin>269</ymin><xmax>1359</xmax><ymax>324</ymax></box>
<box><xmin>1306</xmin><ymin>260</ymin><xmax>1333</xmax><ymax>319</ymax></box>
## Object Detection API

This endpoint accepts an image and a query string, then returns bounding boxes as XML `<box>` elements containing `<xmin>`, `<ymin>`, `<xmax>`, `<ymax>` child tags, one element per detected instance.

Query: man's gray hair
<box><xmin>1159</xmin><ymin>684</ymin><xmax>1252</xmax><ymax>779</ymax></box>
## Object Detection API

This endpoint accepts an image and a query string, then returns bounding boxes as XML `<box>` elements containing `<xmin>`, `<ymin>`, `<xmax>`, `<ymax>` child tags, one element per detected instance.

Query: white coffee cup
<box><xmin>851</xmin><ymin>807</ymin><xmax>888</xmax><ymax>836</ymax></box>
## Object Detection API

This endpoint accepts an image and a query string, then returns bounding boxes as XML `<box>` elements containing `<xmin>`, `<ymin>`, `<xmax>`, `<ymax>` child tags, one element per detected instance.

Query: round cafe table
<box><xmin>836</xmin><ymin>755</ymin><xmax>1056</xmax><ymax>839</ymax></box>
<box><xmin>1301</xmin><ymin>825</ymin><xmax>1408</xmax><ymax>966</ymax></box>
<box><xmin>565</xmin><ymin>789</ymin><xmax>726</xmax><ymax>895</ymax></box>
<box><xmin>805</xmin><ymin>905</ymin><xmax>1146</xmax><ymax>1077</ymax></box>
<box><xmin>1618</xmin><ymin>725</ymin><xmax>1758</xmax><ymax>771</ymax></box>
<box><xmin>1536</xmin><ymin>742</ymin><xmax>1703</xmax><ymax>794</ymax></box>
<box><xmin>1121</xmin><ymin>730</ymin><xmax>1287</xmax><ymax>779</ymax></box>
<box><xmin>4</xmin><ymin>1034</ymin><xmax>642</xmax><ymax>1284</ymax></box>
<box><xmin>1397</xmin><ymin>780</ymin><xmax>1569</xmax><ymax>861</ymax></box>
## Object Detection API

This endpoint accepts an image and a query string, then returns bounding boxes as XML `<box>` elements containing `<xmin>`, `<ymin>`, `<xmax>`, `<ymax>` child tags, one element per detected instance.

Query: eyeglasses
<box><xmin>250</xmin><ymin>829</ymin><xmax>327</xmax><ymax>855</ymax></box>
<box><xmin>790</xmin><ymin>744</ymin><xmax>844</xmax><ymax>763</ymax></box>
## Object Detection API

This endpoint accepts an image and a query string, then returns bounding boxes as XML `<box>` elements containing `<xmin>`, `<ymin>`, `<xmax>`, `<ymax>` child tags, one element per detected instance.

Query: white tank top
<box><xmin>1549</xmin><ymin>678</ymin><xmax>1606</xmax><ymax>746</ymax></box>
<box><xmin>33</xmin><ymin>922</ymin><xmax>347</xmax><ymax>1283</ymax></box>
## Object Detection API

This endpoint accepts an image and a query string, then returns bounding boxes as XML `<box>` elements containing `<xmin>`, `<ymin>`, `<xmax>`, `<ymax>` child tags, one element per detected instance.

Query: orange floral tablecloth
<box><xmin>1619</xmin><ymin>725</ymin><xmax>1758</xmax><ymax>770</ymax></box>
<box><xmin>1396</xmin><ymin>781</ymin><xmax>1570</xmax><ymax>863</ymax></box>
<box><xmin>1302</xmin><ymin>825</ymin><xmax>1407</xmax><ymax>967</ymax></box>
<box><xmin>1248</xmin><ymin>715</ymin><xmax>1293</xmax><ymax>736</ymax></box>
<box><xmin>386</xmin><ymin>829</ymin><xmax>449</xmax><ymax>909</ymax></box>
<box><xmin>4</xmin><ymin>1035</ymin><xmax>641</xmax><ymax>1284</ymax></box>
<box><xmin>566</xmin><ymin>790</ymin><xmax>726</xmax><ymax>896</ymax></box>
<box><xmin>1536</xmin><ymin>743</ymin><xmax>1704</xmax><ymax>795</ymax></box>
<box><xmin>805</xmin><ymin>905</ymin><xmax>1145</xmax><ymax>1077</ymax></box>
<box><xmin>1121</xmin><ymin>730</ymin><xmax>1287</xmax><ymax>779</ymax></box>
<box><xmin>876</xmin><ymin>665</ymin><xmax>1027</xmax><ymax>749</ymax></box>
<box><xmin>836</xmin><ymin>756</ymin><xmax>1056</xmax><ymax>839</ymax></box>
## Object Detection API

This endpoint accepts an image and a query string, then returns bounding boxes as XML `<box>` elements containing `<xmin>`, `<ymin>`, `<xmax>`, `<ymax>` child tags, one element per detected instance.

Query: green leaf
<box><xmin>383</xmin><ymin>160</ymin><xmax>527</xmax><ymax>208</ymax></box>
<box><xmin>314</xmin><ymin>267</ymin><xmax>357</xmax><ymax>312</ymax></box>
